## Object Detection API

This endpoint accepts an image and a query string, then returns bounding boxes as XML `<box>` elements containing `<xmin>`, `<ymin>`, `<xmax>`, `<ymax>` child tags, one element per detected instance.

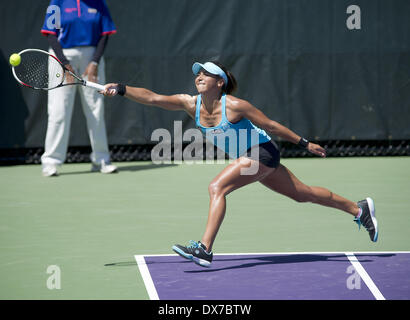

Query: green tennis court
<box><xmin>0</xmin><ymin>157</ymin><xmax>409</xmax><ymax>299</ymax></box>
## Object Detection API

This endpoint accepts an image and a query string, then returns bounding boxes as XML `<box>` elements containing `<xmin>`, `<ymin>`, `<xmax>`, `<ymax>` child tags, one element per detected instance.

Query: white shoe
<box><xmin>91</xmin><ymin>160</ymin><xmax>118</xmax><ymax>174</ymax></box>
<box><xmin>42</xmin><ymin>164</ymin><xmax>58</xmax><ymax>177</ymax></box>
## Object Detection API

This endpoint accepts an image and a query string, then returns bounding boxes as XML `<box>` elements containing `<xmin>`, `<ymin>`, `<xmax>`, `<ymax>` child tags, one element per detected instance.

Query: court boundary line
<box><xmin>137</xmin><ymin>250</ymin><xmax>410</xmax><ymax>257</ymax></box>
<box><xmin>134</xmin><ymin>255</ymin><xmax>159</xmax><ymax>300</ymax></box>
<box><xmin>135</xmin><ymin>251</ymin><xmax>409</xmax><ymax>300</ymax></box>
<box><xmin>345</xmin><ymin>252</ymin><xmax>386</xmax><ymax>300</ymax></box>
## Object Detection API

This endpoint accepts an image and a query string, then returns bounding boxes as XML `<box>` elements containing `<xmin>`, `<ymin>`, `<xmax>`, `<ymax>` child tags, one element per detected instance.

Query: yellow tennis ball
<box><xmin>9</xmin><ymin>53</ymin><xmax>21</xmax><ymax>67</ymax></box>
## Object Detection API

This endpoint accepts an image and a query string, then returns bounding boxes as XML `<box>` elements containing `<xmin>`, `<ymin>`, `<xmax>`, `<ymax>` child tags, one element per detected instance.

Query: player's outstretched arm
<box><xmin>234</xmin><ymin>97</ymin><xmax>326</xmax><ymax>157</ymax></box>
<box><xmin>103</xmin><ymin>83</ymin><xmax>192</xmax><ymax>112</ymax></box>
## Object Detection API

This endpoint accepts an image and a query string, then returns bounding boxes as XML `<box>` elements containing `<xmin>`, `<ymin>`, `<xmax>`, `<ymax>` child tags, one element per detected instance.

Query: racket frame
<box><xmin>11</xmin><ymin>48</ymin><xmax>105</xmax><ymax>91</ymax></box>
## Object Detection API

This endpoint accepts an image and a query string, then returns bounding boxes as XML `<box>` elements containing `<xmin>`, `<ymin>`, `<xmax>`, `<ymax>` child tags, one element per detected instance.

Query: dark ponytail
<box><xmin>211</xmin><ymin>61</ymin><xmax>238</xmax><ymax>95</ymax></box>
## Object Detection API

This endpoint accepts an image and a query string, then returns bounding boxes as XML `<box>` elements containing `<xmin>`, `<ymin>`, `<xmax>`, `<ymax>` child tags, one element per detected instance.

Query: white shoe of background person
<box><xmin>42</xmin><ymin>164</ymin><xmax>58</xmax><ymax>177</ymax></box>
<box><xmin>91</xmin><ymin>159</ymin><xmax>118</xmax><ymax>174</ymax></box>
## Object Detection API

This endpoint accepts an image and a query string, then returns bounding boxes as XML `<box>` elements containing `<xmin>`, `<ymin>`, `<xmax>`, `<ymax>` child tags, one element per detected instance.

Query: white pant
<box><xmin>41</xmin><ymin>46</ymin><xmax>110</xmax><ymax>166</ymax></box>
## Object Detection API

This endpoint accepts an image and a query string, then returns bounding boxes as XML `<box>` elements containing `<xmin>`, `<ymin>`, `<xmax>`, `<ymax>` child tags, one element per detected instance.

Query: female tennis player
<box><xmin>103</xmin><ymin>61</ymin><xmax>378</xmax><ymax>267</ymax></box>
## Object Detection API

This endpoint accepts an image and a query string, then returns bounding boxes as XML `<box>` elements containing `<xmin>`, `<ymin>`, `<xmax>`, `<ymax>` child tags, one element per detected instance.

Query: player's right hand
<box><xmin>102</xmin><ymin>83</ymin><xmax>119</xmax><ymax>96</ymax></box>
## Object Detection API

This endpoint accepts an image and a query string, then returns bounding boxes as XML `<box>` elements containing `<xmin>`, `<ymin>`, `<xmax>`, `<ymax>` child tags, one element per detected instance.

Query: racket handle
<box><xmin>84</xmin><ymin>81</ymin><xmax>105</xmax><ymax>91</ymax></box>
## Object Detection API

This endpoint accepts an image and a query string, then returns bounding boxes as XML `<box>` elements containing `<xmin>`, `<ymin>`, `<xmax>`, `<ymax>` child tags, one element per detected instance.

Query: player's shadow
<box><xmin>59</xmin><ymin>162</ymin><xmax>177</xmax><ymax>175</ymax></box>
<box><xmin>104</xmin><ymin>260</ymin><xmax>194</xmax><ymax>268</ymax></box>
<box><xmin>104</xmin><ymin>261</ymin><xmax>137</xmax><ymax>267</ymax></box>
<box><xmin>184</xmin><ymin>253</ymin><xmax>395</xmax><ymax>273</ymax></box>
<box><xmin>116</xmin><ymin>163</ymin><xmax>177</xmax><ymax>172</ymax></box>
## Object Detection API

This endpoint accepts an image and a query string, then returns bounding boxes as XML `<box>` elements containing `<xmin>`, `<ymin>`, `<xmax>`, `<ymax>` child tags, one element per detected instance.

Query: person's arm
<box><xmin>125</xmin><ymin>87</ymin><xmax>189</xmax><ymax>111</ymax></box>
<box><xmin>91</xmin><ymin>35</ymin><xmax>108</xmax><ymax>64</ymax></box>
<box><xmin>82</xmin><ymin>35</ymin><xmax>109</xmax><ymax>82</ymax></box>
<box><xmin>46</xmin><ymin>34</ymin><xmax>75</xmax><ymax>83</ymax></box>
<box><xmin>47</xmin><ymin>34</ymin><xmax>69</xmax><ymax>65</ymax></box>
<box><xmin>103</xmin><ymin>83</ymin><xmax>196</xmax><ymax>114</ymax></box>
<box><xmin>235</xmin><ymin>98</ymin><xmax>326</xmax><ymax>157</ymax></box>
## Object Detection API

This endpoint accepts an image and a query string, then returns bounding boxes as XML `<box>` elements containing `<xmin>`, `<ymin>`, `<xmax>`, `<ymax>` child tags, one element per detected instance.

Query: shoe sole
<box><xmin>172</xmin><ymin>246</ymin><xmax>211</xmax><ymax>268</ymax></box>
<box><xmin>366</xmin><ymin>197</ymin><xmax>378</xmax><ymax>242</ymax></box>
<box><xmin>42</xmin><ymin>170</ymin><xmax>58</xmax><ymax>177</ymax></box>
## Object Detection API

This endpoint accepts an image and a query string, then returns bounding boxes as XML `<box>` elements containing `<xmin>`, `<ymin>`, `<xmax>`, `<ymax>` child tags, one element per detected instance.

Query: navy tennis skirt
<box><xmin>244</xmin><ymin>140</ymin><xmax>280</xmax><ymax>168</ymax></box>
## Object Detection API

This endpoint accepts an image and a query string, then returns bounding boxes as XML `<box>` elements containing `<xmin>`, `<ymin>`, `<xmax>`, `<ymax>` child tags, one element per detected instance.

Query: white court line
<box><xmin>139</xmin><ymin>250</ymin><xmax>410</xmax><ymax>257</ymax></box>
<box><xmin>345</xmin><ymin>252</ymin><xmax>386</xmax><ymax>300</ymax></box>
<box><xmin>134</xmin><ymin>255</ymin><xmax>159</xmax><ymax>300</ymax></box>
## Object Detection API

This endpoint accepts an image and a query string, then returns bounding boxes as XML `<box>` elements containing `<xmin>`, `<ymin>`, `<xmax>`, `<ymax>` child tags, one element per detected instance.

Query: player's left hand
<box><xmin>83</xmin><ymin>62</ymin><xmax>98</xmax><ymax>82</ymax></box>
<box><xmin>308</xmin><ymin>142</ymin><xmax>327</xmax><ymax>158</ymax></box>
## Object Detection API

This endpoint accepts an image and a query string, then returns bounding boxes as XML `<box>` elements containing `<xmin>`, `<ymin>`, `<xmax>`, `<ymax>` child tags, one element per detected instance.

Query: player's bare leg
<box><xmin>201</xmin><ymin>157</ymin><xmax>275</xmax><ymax>251</ymax></box>
<box><xmin>172</xmin><ymin>157</ymin><xmax>274</xmax><ymax>267</ymax></box>
<box><xmin>259</xmin><ymin>164</ymin><xmax>360</xmax><ymax>216</ymax></box>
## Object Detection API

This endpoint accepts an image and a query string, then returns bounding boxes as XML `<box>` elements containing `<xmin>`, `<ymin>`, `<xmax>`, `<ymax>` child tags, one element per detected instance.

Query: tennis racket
<box><xmin>11</xmin><ymin>48</ymin><xmax>105</xmax><ymax>91</ymax></box>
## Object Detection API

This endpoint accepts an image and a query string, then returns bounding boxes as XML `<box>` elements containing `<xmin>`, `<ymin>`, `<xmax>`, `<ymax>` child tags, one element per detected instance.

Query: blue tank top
<box><xmin>195</xmin><ymin>94</ymin><xmax>271</xmax><ymax>159</ymax></box>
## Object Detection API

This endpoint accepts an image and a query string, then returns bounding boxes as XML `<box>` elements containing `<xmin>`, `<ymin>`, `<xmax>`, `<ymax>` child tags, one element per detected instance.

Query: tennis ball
<box><xmin>9</xmin><ymin>53</ymin><xmax>21</xmax><ymax>67</ymax></box>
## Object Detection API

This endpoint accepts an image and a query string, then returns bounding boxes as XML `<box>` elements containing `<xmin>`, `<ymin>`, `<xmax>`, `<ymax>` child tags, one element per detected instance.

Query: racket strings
<box><xmin>14</xmin><ymin>51</ymin><xmax>63</xmax><ymax>89</ymax></box>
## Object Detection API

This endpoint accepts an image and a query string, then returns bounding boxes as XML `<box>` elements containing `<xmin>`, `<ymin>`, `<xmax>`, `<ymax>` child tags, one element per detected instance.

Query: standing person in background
<box><xmin>40</xmin><ymin>0</ymin><xmax>118</xmax><ymax>176</ymax></box>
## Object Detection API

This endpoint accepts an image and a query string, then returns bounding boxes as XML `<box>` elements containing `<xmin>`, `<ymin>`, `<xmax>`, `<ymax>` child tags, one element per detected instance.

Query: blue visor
<box><xmin>192</xmin><ymin>62</ymin><xmax>228</xmax><ymax>87</ymax></box>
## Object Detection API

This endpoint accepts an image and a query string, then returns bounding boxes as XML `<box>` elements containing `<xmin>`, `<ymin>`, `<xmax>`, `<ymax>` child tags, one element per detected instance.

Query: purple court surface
<box><xmin>135</xmin><ymin>252</ymin><xmax>410</xmax><ymax>300</ymax></box>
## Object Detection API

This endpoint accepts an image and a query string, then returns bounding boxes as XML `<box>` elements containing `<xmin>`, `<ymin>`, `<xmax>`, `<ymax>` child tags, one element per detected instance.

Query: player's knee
<box><xmin>208</xmin><ymin>181</ymin><xmax>225</xmax><ymax>198</ymax></box>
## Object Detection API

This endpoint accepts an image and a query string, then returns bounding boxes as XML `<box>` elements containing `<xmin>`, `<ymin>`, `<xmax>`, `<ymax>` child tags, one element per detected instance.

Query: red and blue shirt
<box><xmin>41</xmin><ymin>0</ymin><xmax>116</xmax><ymax>48</ymax></box>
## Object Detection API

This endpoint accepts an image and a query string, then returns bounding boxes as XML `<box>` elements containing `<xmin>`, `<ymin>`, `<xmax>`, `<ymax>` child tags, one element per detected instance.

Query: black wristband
<box><xmin>117</xmin><ymin>84</ymin><xmax>126</xmax><ymax>96</ymax></box>
<box><xmin>298</xmin><ymin>137</ymin><xmax>309</xmax><ymax>149</ymax></box>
